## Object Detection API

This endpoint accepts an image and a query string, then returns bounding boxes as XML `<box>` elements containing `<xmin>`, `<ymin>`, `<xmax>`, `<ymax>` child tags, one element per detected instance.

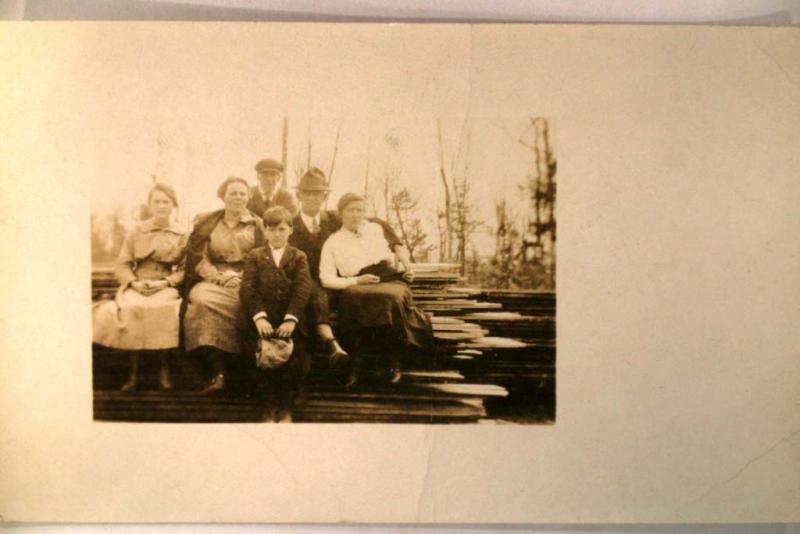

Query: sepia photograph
<box><xmin>4</xmin><ymin>21</ymin><xmax>798</xmax><ymax>524</ymax></box>
<box><xmin>91</xmin><ymin>116</ymin><xmax>557</xmax><ymax>424</ymax></box>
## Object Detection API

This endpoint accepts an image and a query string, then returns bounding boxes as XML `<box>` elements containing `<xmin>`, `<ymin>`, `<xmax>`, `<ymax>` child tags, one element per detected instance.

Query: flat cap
<box><xmin>254</xmin><ymin>158</ymin><xmax>284</xmax><ymax>173</ymax></box>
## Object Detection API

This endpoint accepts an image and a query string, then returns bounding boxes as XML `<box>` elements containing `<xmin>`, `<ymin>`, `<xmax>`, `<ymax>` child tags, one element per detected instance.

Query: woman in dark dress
<box><xmin>319</xmin><ymin>193</ymin><xmax>433</xmax><ymax>389</ymax></box>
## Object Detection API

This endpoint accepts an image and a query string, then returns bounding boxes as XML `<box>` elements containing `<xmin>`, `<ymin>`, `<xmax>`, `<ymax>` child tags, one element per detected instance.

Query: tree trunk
<box><xmin>281</xmin><ymin>117</ymin><xmax>289</xmax><ymax>188</ymax></box>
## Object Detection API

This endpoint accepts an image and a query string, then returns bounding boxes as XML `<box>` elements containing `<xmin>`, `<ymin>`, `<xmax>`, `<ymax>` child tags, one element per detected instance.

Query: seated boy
<box><xmin>240</xmin><ymin>206</ymin><xmax>312</xmax><ymax>421</ymax></box>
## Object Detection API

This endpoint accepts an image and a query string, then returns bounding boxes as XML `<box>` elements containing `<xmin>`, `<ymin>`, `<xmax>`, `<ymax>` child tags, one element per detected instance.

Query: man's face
<box><xmin>257</xmin><ymin>171</ymin><xmax>280</xmax><ymax>195</ymax></box>
<box><xmin>298</xmin><ymin>190</ymin><xmax>328</xmax><ymax>215</ymax></box>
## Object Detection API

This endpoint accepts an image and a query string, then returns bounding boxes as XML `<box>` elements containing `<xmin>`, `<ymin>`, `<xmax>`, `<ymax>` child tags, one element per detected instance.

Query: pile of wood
<box><xmin>91</xmin><ymin>263</ymin><xmax>555</xmax><ymax>424</ymax></box>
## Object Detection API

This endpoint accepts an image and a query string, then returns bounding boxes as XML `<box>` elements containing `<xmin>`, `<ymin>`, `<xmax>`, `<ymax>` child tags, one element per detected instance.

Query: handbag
<box><xmin>357</xmin><ymin>260</ymin><xmax>406</xmax><ymax>283</ymax></box>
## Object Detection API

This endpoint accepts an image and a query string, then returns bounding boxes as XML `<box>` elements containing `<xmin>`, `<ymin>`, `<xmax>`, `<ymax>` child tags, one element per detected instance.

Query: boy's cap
<box><xmin>255</xmin><ymin>337</ymin><xmax>294</xmax><ymax>370</ymax></box>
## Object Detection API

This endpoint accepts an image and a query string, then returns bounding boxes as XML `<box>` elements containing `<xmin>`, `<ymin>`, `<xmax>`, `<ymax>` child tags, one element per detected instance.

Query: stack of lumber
<box><xmin>92</xmin><ymin>348</ymin><xmax>504</xmax><ymax>424</ymax></box>
<box><xmin>91</xmin><ymin>262</ymin><xmax>555</xmax><ymax>424</ymax></box>
<box><xmin>91</xmin><ymin>264</ymin><xmax>118</xmax><ymax>301</ymax></box>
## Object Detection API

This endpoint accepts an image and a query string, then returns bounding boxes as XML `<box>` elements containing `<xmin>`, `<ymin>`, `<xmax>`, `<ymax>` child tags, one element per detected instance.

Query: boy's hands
<box><xmin>255</xmin><ymin>317</ymin><xmax>274</xmax><ymax>339</ymax></box>
<box><xmin>275</xmin><ymin>320</ymin><xmax>296</xmax><ymax>339</ymax></box>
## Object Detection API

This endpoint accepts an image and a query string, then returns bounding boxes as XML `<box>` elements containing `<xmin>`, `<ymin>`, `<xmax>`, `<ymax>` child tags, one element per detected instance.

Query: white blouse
<box><xmin>319</xmin><ymin>221</ymin><xmax>394</xmax><ymax>289</ymax></box>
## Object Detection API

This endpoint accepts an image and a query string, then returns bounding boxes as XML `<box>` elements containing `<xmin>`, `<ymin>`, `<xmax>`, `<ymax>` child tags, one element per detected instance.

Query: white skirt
<box><xmin>92</xmin><ymin>287</ymin><xmax>181</xmax><ymax>350</ymax></box>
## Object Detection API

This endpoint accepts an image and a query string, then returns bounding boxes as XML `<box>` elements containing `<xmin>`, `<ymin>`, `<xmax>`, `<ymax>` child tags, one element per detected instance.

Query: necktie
<box><xmin>311</xmin><ymin>217</ymin><xmax>320</xmax><ymax>235</ymax></box>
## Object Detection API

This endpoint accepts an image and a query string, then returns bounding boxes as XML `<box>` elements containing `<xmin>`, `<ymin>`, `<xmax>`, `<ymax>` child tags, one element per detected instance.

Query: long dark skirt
<box><xmin>335</xmin><ymin>281</ymin><xmax>433</xmax><ymax>351</ymax></box>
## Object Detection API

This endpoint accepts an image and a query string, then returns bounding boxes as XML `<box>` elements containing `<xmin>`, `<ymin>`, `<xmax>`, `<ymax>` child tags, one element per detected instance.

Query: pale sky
<box><xmin>91</xmin><ymin>117</ymin><xmax>551</xmax><ymax>257</ymax></box>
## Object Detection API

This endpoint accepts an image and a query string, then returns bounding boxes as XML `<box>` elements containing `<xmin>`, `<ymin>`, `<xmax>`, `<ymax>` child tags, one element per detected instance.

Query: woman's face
<box><xmin>223</xmin><ymin>181</ymin><xmax>250</xmax><ymax>212</ymax></box>
<box><xmin>148</xmin><ymin>190</ymin><xmax>174</xmax><ymax>220</ymax></box>
<box><xmin>341</xmin><ymin>200</ymin><xmax>366</xmax><ymax>231</ymax></box>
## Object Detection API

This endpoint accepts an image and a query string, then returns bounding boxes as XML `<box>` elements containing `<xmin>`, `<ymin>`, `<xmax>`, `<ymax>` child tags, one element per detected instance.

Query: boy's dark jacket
<box><xmin>240</xmin><ymin>244</ymin><xmax>313</xmax><ymax>335</ymax></box>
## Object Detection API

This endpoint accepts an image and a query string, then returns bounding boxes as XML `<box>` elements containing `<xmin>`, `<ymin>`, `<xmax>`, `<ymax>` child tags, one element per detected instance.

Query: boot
<box><xmin>158</xmin><ymin>353</ymin><xmax>173</xmax><ymax>390</ymax></box>
<box><xmin>387</xmin><ymin>354</ymin><xmax>402</xmax><ymax>385</ymax></box>
<box><xmin>120</xmin><ymin>352</ymin><xmax>140</xmax><ymax>392</ymax></box>
<box><xmin>204</xmin><ymin>373</ymin><xmax>226</xmax><ymax>392</ymax></box>
<box><xmin>203</xmin><ymin>349</ymin><xmax>226</xmax><ymax>392</ymax></box>
<box><xmin>344</xmin><ymin>363</ymin><xmax>361</xmax><ymax>391</ymax></box>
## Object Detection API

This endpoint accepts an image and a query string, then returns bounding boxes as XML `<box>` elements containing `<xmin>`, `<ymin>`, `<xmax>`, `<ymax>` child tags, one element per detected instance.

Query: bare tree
<box><xmin>327</xmin><ymin>123</ymin><xmax>342</xmax><ymax>186</ymax></box>
<box><xmin>449</xmin><ymin>130</ymin><xmax>481</xmax><ymax>275</ymax></box>
<box><xmin>492</xmin><ymin>117</ymin><xmax>557</xmax><ymax>289</ymax></box>
<box><xmin>451</xmin><ymin>176</ymin><xmax>481</xmax><ymax>275</ymax></box>
<box><xmin>363</xmin><ymin>135</ymin><xmax>372</xmax><ymax>197</ymax></box>
<box><xmin>306</xmin><ymin>120</ymin><xmax>312</xmax><ymax>169</ymax></box>
<box><xmin>436</xmin><ymin>119</ymin><xmax>453</xmax><ymax>261</ymax></box>
<box><xmin>281</xmin><ymin>117</ymin><xmax>289</xmax><ymax>188</ymax></box>
<box><xmin>389</xmin><ymin>188</ymin><xmax>434</xmax><ymax>262</ymax></box>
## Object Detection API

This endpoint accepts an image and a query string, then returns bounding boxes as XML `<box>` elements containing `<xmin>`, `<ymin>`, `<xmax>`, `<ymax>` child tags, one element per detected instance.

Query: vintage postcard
<box><xmin>0</xmin><ymin>22</ymin><xmax>798</xmax><ymax>523</ymax></box>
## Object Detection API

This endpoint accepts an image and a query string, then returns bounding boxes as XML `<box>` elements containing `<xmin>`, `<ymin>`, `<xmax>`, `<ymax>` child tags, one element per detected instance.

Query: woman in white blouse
<box><xmin>319</xmin><ymin>193</ymin><xmax>433</xmax><ymax>389</ymax></box>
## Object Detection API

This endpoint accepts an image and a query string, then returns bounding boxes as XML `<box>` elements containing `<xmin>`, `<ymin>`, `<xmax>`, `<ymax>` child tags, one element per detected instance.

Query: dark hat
<box><xmin>296</xmin><ymin>167</ymin><xmax>332</xmax><ymax>192</ymax></box>
<box><xmin>254</xmin><ymin>158</ymin><xmax>284</xmax><ymax>174</ymax></box>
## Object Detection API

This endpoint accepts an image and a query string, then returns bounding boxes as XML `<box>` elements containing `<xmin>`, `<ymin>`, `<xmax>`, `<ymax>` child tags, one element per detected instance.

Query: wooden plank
<box><xmin>403</xmin><ymin>370</ymin><xmax>465</xmax><ymax>381</ymax></box>
<box><xmin>412</xmin><ymin>383</ymin><xmax>508</xmax><ymax>397</ymax></box>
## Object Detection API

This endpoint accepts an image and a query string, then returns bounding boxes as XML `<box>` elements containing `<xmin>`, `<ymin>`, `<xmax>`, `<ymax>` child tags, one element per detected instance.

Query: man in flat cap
<box><xmin>289</xmin><ymin>167</ymin><xmax>405</xmax><ymax>374</ymax></box>
<box><xmin>247</xmin><ymin>158</ymin><xmax>297</xmax><ymax>217</ymax></box>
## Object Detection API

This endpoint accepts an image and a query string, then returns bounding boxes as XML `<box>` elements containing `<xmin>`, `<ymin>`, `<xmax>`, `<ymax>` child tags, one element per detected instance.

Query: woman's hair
<box><xmin>216</xmin><ymin>176</ymin><xmax>251</xmax><ymax>200</ymax></box>
<box><xmin>337</xmin><ymin>192</ymin><xmax>366</xmax><ymax>214</ymax></box>
<box><xmin>262</xmin><ymin>206</ymin><xmax>293</xmax><ymax>228</ymax></box>
<box><xmin>147</xmin><ymin>183</ymin><xmax>178</xmax><ymax>207</ymax></box>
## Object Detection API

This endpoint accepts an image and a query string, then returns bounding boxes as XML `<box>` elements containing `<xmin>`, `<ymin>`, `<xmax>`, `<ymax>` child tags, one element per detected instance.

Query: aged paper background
<box><xmin>0</xmin><ymin>23</ymin><xmax>798</xmax><ymax>523</ymax></box>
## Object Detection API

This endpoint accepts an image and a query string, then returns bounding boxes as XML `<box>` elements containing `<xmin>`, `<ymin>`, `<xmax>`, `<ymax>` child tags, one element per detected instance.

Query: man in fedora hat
<box><xmin>290</xmin><ymin>167</ymin><xmax>404</xmax><ymax>370</ymax></box>
<box><xmin>290</xmin><ymin>167</ymin><xmax>348</xmax><ymax>366</ymax></box>
<box><xmin>247</xmin><ymin>158</ymin><xmax>297</xmax><ymax>217</ymax></box>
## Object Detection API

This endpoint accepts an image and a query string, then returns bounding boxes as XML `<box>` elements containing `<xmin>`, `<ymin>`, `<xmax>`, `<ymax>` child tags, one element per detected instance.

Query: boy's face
<box><xmin>265</xmin><ymin>221</ymin><xmax>293</xmax><ymax>249</ymax></box>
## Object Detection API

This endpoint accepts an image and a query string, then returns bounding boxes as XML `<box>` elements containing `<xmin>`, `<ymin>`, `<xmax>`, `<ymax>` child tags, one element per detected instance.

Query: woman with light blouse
<box><xmin>92</xmin><ymin>183</ymin><xmax>187</xmax><ymax>391</ymax></box>
<box><xmin>181</xmin><ymin>176</ymin><xmax>265</xmax><ymax>391</ymax></box>
<box><xmin>319</xmin><ymin>192</ymin><xmax>433</xmax><ymax>389</ymax></box>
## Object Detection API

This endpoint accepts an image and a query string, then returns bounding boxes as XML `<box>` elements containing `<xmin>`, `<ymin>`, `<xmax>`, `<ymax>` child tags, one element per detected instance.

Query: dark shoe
<box><xmin>327</xmin><ymin>339</ymin><xmax>349</xmax><ymax>368</ymax></box>
<box><xmin>388</xmin><ymin>365</ymin><xmax>402</xmax><ymax>385</ymax></box>
<box><xmin>344</xmin><ymin>367</ymin><xmax>360</xmax><ymax>391</ymax></box>
<box><xmin>158</xmin><ymin>369</ymin><xmax>173</xmax><ymax>391</ymax></box>
<box><xmin>294</xmin><ymin>385</ymin><xmax>308</xmax><ymax>407</ymax></box>
<box><xmin>120</xmin><ymin>374</ymin><xmax>138</xmax><ymax>392</ymax></box>
<box><xmin>203</xmin><ymin>373</ymin><xmax>226</xmax><ymax>392</ymax></box>
<box><xmin>272</xmin><ymin>408</ymin><xmax>292</xmax><ymax>423</ymax></box>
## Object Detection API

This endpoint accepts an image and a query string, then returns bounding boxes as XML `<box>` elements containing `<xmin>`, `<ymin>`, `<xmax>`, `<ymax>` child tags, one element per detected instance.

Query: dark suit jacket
<box><xmin>289</xmin><ymin>210</ymin><xmax>403</xmax><ymax>280</ymax></box>
<box><xmin>289</xmin><ymin>210</ymin><xmax>340</xmax><ymax>281</ymax></box>
<box><xmin>246</xmin><ymin>186</ymin><xmax>297</xmax><ymax>218</ymax></box>
<box><xmin>240</xmin><ymin>245</ymin><xmax>312</xmax><ymax>334</ymax></box>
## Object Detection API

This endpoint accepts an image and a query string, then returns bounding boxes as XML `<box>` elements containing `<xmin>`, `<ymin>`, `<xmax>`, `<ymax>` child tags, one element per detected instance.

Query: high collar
<box><xmin>138</xmin><ymin>218</ymin><xmax>184</xmax><ymax>235</ymax></box>
<box><xmin>300</xmin><ymin>211</ymin><xmax>320</xmax><ymax>230</ymax></box>
<box><xmin>258</xmin><ymin>184</ymin><xmax>277</xmax><ymax>201</ymax></box>
<box><xmin>342</xmin><ymin>221</ymin><xmax>366</xmax><ymax>237</ymax></box>
<box><xmin>222</xmin><ymin>211</ymin><xmax>256</xmax><ymax>226</ymax></box>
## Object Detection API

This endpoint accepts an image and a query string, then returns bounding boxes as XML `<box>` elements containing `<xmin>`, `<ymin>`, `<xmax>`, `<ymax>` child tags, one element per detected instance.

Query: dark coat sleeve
<box><xmin>285</xmin><ymin>250</ymin><xmax>312</xmax><ymax>320</ymax></box>
<box><xmin>240</xmin><ymin>249</ymin><xmax>266</xmax><ymax>320</ymax></box>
